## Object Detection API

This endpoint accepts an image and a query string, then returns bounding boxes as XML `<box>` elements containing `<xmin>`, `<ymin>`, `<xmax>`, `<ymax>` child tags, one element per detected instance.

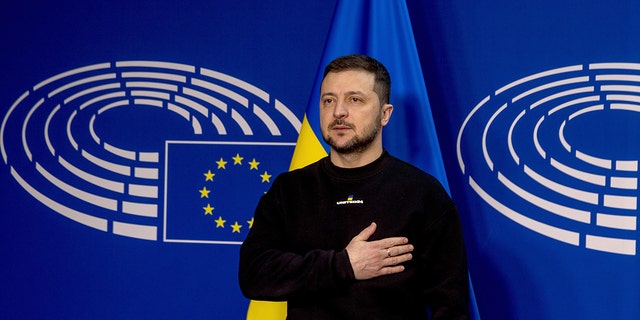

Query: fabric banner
<box><xmin>408</xmin><ymin>0</ymin><xmax>640</xmax><ymax>319</ymax></box>
<box><xmin>248</xmin><ymin>0</ymin><xmax>479</xmax><ymax>318</ymax></box>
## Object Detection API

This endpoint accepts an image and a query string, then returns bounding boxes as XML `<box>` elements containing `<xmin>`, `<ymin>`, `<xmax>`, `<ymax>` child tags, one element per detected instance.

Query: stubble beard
<box><xmin>323</xmin><ymin>114</ymin><xmax>382</xmax><ymax>155</ymax></box>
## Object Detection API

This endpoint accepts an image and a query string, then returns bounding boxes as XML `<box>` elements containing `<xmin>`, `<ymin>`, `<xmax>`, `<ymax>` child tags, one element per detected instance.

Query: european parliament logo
<box><xmin>458</xmin><ymin>63</ymin><xmax>640</xmax><ymax>255</ymax></box>
<box><xmin>0</xmin><ymin>61</ymin><xmax>298</xmax><ymax>244</ymax></box>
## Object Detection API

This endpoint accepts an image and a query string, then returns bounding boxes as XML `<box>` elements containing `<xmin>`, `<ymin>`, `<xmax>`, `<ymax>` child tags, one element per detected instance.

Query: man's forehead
<box><xmin>321</xmin><ymin>70</ymin><xmax>375</xmax><ymax>93</ymax></box>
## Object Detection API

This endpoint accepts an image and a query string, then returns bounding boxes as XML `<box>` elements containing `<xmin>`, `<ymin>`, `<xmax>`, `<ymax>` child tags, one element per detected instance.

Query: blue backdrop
<box><xmin>3</xmin><ymin>1</ymin><xmax>640</xmax><ymax>319</ymax></box>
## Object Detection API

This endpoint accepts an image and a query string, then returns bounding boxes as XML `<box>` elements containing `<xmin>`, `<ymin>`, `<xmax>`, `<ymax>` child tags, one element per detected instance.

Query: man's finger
<box><xmin>353</xmin><ymin>222</ymin><xmax>377</xmax><ymax>241</ymax></box>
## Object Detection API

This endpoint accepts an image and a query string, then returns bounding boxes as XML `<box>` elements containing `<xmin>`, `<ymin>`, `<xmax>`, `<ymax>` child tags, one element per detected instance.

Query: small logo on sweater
<box><xmin>336</xmin><ymin>194</ymin><xmax>364</xmax><ymax>205</ymax></box>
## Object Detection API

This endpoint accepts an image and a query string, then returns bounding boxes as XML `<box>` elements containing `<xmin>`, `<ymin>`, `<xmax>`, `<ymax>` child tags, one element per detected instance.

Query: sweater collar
<box><xmin>321</xmin><ymin>150</ymin><xmax>390</xmax><ymax>181</ymax></box>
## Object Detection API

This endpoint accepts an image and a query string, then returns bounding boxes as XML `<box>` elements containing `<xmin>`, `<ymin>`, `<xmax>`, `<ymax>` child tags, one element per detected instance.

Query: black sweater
<box><xmin>239</xmin><ymin>151</ymin><xmax>470</xmax><ymax>319</ymax></box>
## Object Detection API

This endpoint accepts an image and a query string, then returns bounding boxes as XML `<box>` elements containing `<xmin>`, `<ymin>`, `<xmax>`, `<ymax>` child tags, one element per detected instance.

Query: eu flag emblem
<box><xmin>163</xmin><ymin>141</ymin><xmax>293</xmax><ymax>244</ymax></box>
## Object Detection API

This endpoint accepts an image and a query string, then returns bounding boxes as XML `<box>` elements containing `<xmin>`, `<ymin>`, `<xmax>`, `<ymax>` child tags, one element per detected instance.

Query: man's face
<box><xmin>319</xmin><ymin>70</ymin><xmax>391</xmax><ymax>155</ymax></box>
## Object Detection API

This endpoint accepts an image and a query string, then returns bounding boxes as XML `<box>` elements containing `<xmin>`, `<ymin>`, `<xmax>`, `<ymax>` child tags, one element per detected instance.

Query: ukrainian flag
<box><xmin>246</xmin><ymin>0</ymin><xmax>478</xmax><ymax>318</ymax></box>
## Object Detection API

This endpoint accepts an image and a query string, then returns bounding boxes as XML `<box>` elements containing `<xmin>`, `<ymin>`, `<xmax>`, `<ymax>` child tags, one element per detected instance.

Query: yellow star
<box><xmin>248</xmin><ymin>158</ymin><xmax>260</xmax><ymax>170</ymax></box>
<box><xmin>247</xmin><ymin>217</ymin><xmax>254</xmax><ymax>229</ymax></box>
<box><xmin>199</xmin><ymin>186</ymin><xmax>210</xmax><ymax>198</ymax></box>
<box><xmin>260</xmin><ymin>171</ymin><xmax>272</xmax><ymax>183</ymax></box>
<box><xmin>203</xmin><ymin>204</ymin><xmax>214</xmax><ymax>215</ymax></box>
<box><xmin>232</xmin><ymin>153</ymin><xmax>244</xmax><ymax>165</ymax></box>
<box><xmin>216</xmin><ymin>157</ymin><xmax>227</xmax><ymax>169</ymax></box>
<box><xmin>204</xmin><ymin>170</ymin><xmax>215</xmax><ymax>181</ymax></box>
<box><xmin>231</xmin><ymin>221</ymin><xmax>242</xmax><ymax>233</ymax></box>
<box><xmin>215</xmin><ymin>216</ymin><xmax>226</xmax><ymax>228</ymax></box>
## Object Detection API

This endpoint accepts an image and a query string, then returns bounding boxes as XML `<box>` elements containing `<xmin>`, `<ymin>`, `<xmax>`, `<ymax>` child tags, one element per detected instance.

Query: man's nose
<box><xmin>333</xmin><ymin>100</ymin><xmax>348</xmax><ymax>119</ymax></box>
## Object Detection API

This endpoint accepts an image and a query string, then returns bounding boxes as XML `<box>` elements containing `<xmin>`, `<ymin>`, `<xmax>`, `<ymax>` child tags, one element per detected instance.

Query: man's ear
<box><xmin>381</xmin><ymin>103</ymin><xmax>393</xmax><ymax>126</ymax></box>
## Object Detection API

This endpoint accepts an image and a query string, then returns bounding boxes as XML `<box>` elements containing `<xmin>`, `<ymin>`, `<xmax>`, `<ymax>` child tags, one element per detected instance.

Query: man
<box><xmin>239</xmin><ymin>54</ymin><xmax>470</xmax><ymax>319</ymax></box>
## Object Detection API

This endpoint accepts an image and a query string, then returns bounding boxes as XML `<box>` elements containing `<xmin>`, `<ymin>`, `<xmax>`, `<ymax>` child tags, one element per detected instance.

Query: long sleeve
<box><xmin>238</xmin><ymin>174</ymin><xmax>355</xmax><ymax>300</ymax></box>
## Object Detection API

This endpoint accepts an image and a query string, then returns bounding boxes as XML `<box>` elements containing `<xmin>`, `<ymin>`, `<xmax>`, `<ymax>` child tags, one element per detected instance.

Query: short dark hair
<box><xmin>323</xmin><ymin>54</ymin><xmax>391</xmax><ymax>105</ymax></box>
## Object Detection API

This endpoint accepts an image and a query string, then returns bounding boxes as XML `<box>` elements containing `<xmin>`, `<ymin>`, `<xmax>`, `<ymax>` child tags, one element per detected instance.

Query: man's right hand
<box><xmin>345</xmin><ymin>222</ymin><xmax>414</xmax><ymax>280</ymax></box>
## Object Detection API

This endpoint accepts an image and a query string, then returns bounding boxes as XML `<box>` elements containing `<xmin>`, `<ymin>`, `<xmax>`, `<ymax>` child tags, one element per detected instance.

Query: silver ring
<box><xmin>386</xmin><ymin>248</ymin><xmax>391</xmax><ymax>257</ymax></box>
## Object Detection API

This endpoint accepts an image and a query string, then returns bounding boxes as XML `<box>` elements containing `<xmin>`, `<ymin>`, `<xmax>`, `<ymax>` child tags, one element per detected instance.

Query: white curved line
<box><xmin>558</xmin><ymin>120</ymin><xmax>570</xmax><ymax>153</ymax></box>
<box><xmin>138</xmin><ymin>152</ymin><xmax>159</xmax><ymax>163</ymax></box>
<box><xmin>131</xmin><ymin>90</ymin><xmax>171</xmax><ymax>100</ymax></box>
<box><xmin>610</xmin><ymin>176</ymin><xmax>638</xmax><ymax>190</ymax></box>
<box><xmin>167</xmin><ymin>103</ymin><xmax>190</xmax><ymax>121</ymax></box>
<box><xmin>508</xmin><ymin>109</ymin><xmax>525</xmax><ymax>165</ymax></box>
<box><xmin>548</xmin><ymin>96</ymin><xmax>600</xmax><ymax>116</ymax></box>
<box><xmin>182</xmin><ymin>87</ymin><xmax>226</xmax><ymax>114</ymax></box>
<box><xmin>113</xmin><ymin>221</ymin><xmax>157</xmax><ymax>241</ymax></box>
<box><xmin>1</xmin><ymin>90</ymin><xmax>29</xmax><ymax>163</ymax></box>
<box><xmin>64</xmin><ymin>83</ymin><xmax>121</xmax><ymax>104</ymax></box>
<box><xmin>232</xmin><ymin>109</ymin><xmax>253</xmax><ymax>135</ymax></box>
<box><xmin>575</xmin><ymin>150</ymin><xmax>611</xmax><ymax>169</ymax></box>
<box><xmin>200</xmin><ymin>67</ymin><xmax>269</xmax><ymax>102</ymax></box>
<box><xmin>176</xmin><ymin>92</ymin><xmax>217</xmax><ymax>116</ymax></box>
<box><xmin>498</xmin><ymin>172</ymin><xmax>591</xmax><ymax>223</ymax></box>
<box><xmin>82</xmin><ymin>149</ymin><xmax>131</xmax><ymax>176</ymax></box>
<box><xmin>457</xmin><ymin>95</ymin><xmax>489</xmax><ymax>174</ymax></box>
<box><xmin>611</xmin><ymin>103</ymin><xmax>640</xmax><ymax>112</ymax></box>
<box><xmin>615</xmin><ymin>160</ymin><xmax>638</xmax><ymax>172</ymax></box>
<box><xmin>89</xmin><ymin>114</ymin><xmax>100</xmax><ymax>145</ymax></box>
<box><xmin>596</xmin><ymin>213</ymin><xmax>636</xmax><ymax>231</ymax></box>
<box><xmin>22</xmin><ymin>97</ymin><xmax>45</xmax><ymax>161</ymax></box>
<box><xmin>34</xmin><ymin>62</ymin><xmax>111</xmax><ymax>91</ymax></box>
<box><xmin>600</xmin><ymin>85</ymin><xmax>640</xmax><ymax>93</ymax></box>
<box><xmin>607</xmin><ymin>94</ymin><xmax>640</xmax><ymax>103</ymax></box>
<box><xmin>211</xmin><ymin>112</ymin><xmax>227</xmax><ymax>135</ymax></box>
<box><xmin>513</xmin><ymin>77</ymin><xmax>589</xmax><ymax>103</ymax></box>
<box><xmin>524</xmin><ymin>165</ymin><xmax>599</xmax><ymax>205</ymax></box>
<box><xmin>275</xmin><ymin>99</ymin><xmax>301</xmax><ymax>133</ymax></box>
<box><xmin>192</xmin><ymin>78</ymin><xmax>249</xmax><ymax>107</ymax></box>
<box><xmin>253</xmin><ymin>104</ymin><xmax>281</xmax><ymax>136</ymax></box>
<box><xmin>596</xmin><ymin>74</ymin><xmax>640</xmax><ymax>82</ymax></box>
<box><xmin>128</xmin><ymin>184</ymin><xmax>158</xmax><ymax>198</ymax></box>
<box><xmin>482</xmin><ymin>103</ymin><xmax>507</xmax><ymax>171</ymax></box>
<box><xmin>11</xmin><ymin>167</ymin><xmax>108</xmax><ymax>231</ymax></box>
<box><xmin>80</xmin><ymin>92</ymin><xmax>126</xmax><ymax>111</ymax></box>
<box><xmin>590</xmin><ymin>62</ymin><xmax>640</xmax><ymax>70</ymax></box>
<box><xmin>568</xmin><ymin>104</ymin><xmax>604</xmax><ymax>120</ymax></box>
<box><xmin>134</xmin><ymin>167</ymin><xmax>158</xmax><ymax>179</ymax></box>
<box><xmin>134</xmin><ymin>99</ymin><xmax>163</xmax><ymax>108</ymax></box>
<box><xmin>104</xmin><ymin>142</ymin><xmax>136</xmax><ymax>160</ymax></box>
<box><xmin>128</xmin><ymin>82</ymin><xmax>178</xmax><ymax>92</ymax></box>
<box><xmin>59</xmin><ymin>156</ymin><xmax>124</xmax><ymax>193</ymax></box>
<box><xmin>45</xmin><ymin>104</ymin><xmax>60</xmax><ymax>156</ymax></box>
<box><xmin>36</xmin><ymin>162</ymin><xmax>118</xmax><ymax>211</ymax></box>
<box><xmin>531</xmin><ymin>87</ymin><xmax>594</xmax><ymax>110</ymax></box>
<box><xmin>122</xmin><ymin>202</ymin><xmax>158</xmax><ymax>217</ymax></box>
<box><xmin>470</xmin><ymin>176</ymin><xmax>580</xmax><ymax>246</ymax></box>
<box><xmin>192</xmin><ymin>115</ymin><xmax>202</xmax><ymax>135</ymax></box>
<box><xmin>585</xmin><ymin>234</ymin><xmax>635</xmax><ymax>255</ymax></box>
<box><xmin>116</xmin><ymin>60</ymin><xmax>195</xmax><ymax>73</ymax></box>
<box><xmin>97</xmin><ymin>99</ymin><xmax>128</xmax><ymax>115</ymax></box>
<box><xmin>550</xmin><ymin>158</ymin><xmax>606</xmax><ymax>186</ymax></box>
<box><xmin>67</xmin><ymin>110</ymin><xmax>78</xmax><ymax>151</ymax></box>
<box><xmin>48</xmin><ymin>74</ymin><xmax>116</xmax><ymax>98</ymax></box>
<box><xmin>121</xmin><ymin>71</ymin><xmax>186</xmax><ymax>83</ymax></box>
<box><xmin>603</xmin><ymin>194</ymin><xmax>637</xmax><ymax>210</ymax></box>
<box><xmin>496</xmin><ymin>65</ymin><xmax>583</xmax><ymax>95</ymax></box>
<box><xmin>533</xmin><ymin>115</ymin><xmax>546</xmax><ymax>158</ymax></box>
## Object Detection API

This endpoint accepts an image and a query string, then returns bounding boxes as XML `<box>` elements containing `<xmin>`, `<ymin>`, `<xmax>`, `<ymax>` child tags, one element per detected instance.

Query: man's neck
<box><xmin>330</xmin><ymin>145</ymin><xmax>383</xmax><ymax>168</ymax></box>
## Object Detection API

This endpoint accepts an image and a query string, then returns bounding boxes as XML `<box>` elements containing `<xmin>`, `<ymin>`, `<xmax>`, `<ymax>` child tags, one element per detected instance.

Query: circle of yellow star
<box><xmin>232</xmin><ymin>153</ymin><xmax>244</xmax><ymax>165</ymax></box>
<box><xmin>216</xmin><ymin>157</ymin><xmax>228</xmax><ymax>169</ymax></box>
<box><xmin>260</xmin><ymin>171</ymin><xmax>272</xmax><ymax>183</ymax></box>
<box><xmin>215</xmin><ymin>216</ymin><xmax>226</xmax><ymax>228</ymax></box>
<box><xmin>231</xmin><ymin>221</ymin><xmax>242</xmax><ymax>233</ymax></box>
<box><xmin>199</xmin><ymin>186</ymin><xmax>211</xmax><ymax>198</ymax></box>
<box><xmin>248</xmin><ymin>158</ymin><xmax>260</xmax><ymax>170</ymax></box>
<box><xmin>204</xmin><ymin>170</ymin><xmax>215</xmax><ymax>181</ymax></box>
<box><xmin>203</xmin><ymin>204</ymin><xmax>214</xmax><ymax>215</ymax></box>
<box><xmin>247</xmin><ymin>217</ymin><xmax>254</xmax><ymax>229</ymax></box>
